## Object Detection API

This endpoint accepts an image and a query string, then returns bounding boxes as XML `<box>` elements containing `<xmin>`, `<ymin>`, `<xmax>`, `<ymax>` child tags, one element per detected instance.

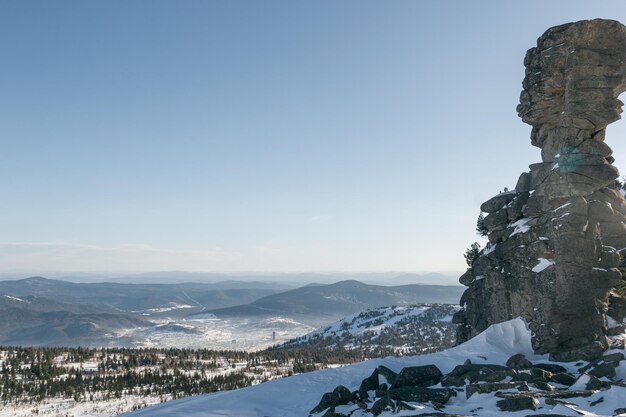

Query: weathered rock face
<box><xmin>454</xmin><ymin>19</ymin><xmax>626</xmax><ymax>361</ymax></box>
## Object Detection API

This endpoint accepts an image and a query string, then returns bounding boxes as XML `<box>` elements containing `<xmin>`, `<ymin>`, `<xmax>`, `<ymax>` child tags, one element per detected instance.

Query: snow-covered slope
<box><xmin>123</xmin><ymin>318</ymin><xmax>626</xmax><ymax>417</ymax></box>
<box><xmin>281</xmin><ymin>304</ymin><xmax>459</xmax><ymax>354</ymax></box>
<box><xmin>121</xmin><ymin>318</ymin><xmax>568</xmax><ymax>417</ymax></box>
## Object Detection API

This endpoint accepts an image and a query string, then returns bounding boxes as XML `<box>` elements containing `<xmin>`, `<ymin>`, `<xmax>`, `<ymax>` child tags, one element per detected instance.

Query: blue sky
<box><xmin>1</xmin><ymin>1</ymin><xmax>626</xmax><ymax>273</ymax></box>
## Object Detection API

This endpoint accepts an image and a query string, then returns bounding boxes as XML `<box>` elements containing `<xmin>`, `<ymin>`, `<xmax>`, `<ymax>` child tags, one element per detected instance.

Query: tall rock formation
<box><xmin>453</xmin><ymin>19</ymin><xmax>626</xmax><ymax>361</ymax></box>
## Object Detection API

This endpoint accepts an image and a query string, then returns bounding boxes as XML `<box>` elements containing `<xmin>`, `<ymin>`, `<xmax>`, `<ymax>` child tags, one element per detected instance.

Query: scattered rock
<box><xmin>533</xmin><ymin>363</ymin><xmax>567</xmax><ymax>374</ymax></box>
<box><xmin>370</xmin><ymin>396</ymin><xmax>394</xmax><ymax>416</ymax></box>
<box><xmin>400</xmin><ymin>414</ymin><xmax>472</xmax><ymax>417</ymax></box>
<box><xmin>417</xmin><ymin>415</ymin><xmax>472</xmax><ymax>417</ymax></box>
<box><xmin>496</xmin><ymin>390</ymin><xmax>594</xmax><ymax>400</ymax></box>
<box><xmin>375</xmin><ymin>383</ymin><xmax>388</xmax><ymax>397</ymax></box>
<box><xmin>395</xmin><ymin>401</ymin><xmax>415</xmax><ymax>411</ymax></box>
<box><xmin>530</xmin><ymin>367</ymin><xmax>553</xmax><ymax>382</ymax></box>
<box><xmin>544</xmin><ymin>398</ymin><xmax>572</xmax><ymax>406</ymax></box>
<box><xmin>512</xmin><ymin>372</ymin><xmax>535</xmax><ymax>383</ymax></box>
<box><xmin>311</xmin><ymin>350</ymin><xmax>626</xmax><ymax>417</ymax></box>
<box><xmin>466</xmin><ymin>381</ymin><xmax>528</xmax><ymax>398</ymax></box>
<box><xmin>359</xmin><ymin>369</ymin><xmax>379</xmax><ymax>393</ymax></box>
<box><xmin>533</xmin><ymin>381</ymin><xmax>553</xmax><ymax>391</ymax></box>
<box><xmin>496</xmin><ymin>396</ymin><xmax>539</xmax><ymax>412</ymax></box>
<box><xmin>376</xmin><ymin>365</ymin><xmax>397</xmax><ymax>385</ymax></box>
<box><xmin>506</xmin><ymin>353</ymin><xmax>533</xmax><ymax>369</ymax></box>
<box><xmin>387</xmin><ymin>386</ymin><xmax>454</xmax><ymax>404</ymax></box>
<box><xmin>543</xmin><ymin>390</ymin><xmax>595</xmax><ymax>399</ymax></box>
<box><xmin>448</xmin><ymin>363</ymin><xmax>513</xmax><ymax>383</ymax></box>
<box><xmin>602</xmin><ymin>352</ymin><xmax>625</xmax><ymax>363</ymax></box>
<box><xmin>480</xmin><ymin>370</ymin><xmax>511</xmax><ymax>383</ymax></box>
<box><xmin>441</xmin><ymin>375</ymin><xmax>466</xmax><ymax>387</ymax></box>
<box><xmin>310</xmin><ymin>385</ymin><xmax>354</xmax><ymax>414</ymax></box>
<box><xmin>321</xmin><ymin>411</ymin><xmax>348</xmax><ymax>417</ymax></box>
<box><xmin>391</xmin><ymin>365</ymin><xmax>443</xmax><ymax>388</ymax></box>
<box><xmin>524</xmin><ymin>415</ymin><xmax>572</xmax><ymax>417</ymax></box>
<box><xmin>550</xmin><ymin>372</ymin><xmax>576</xmax><ymax>386</ymax></box>
<box><xmin>588</xmin><ymin>362</ymin><xmax>617</xmax><ymax>379</ymax></box>
<box><xmin>586</xmin><ymin>375</ymin><xmax>603</xmax><ymax>391</ymax></box>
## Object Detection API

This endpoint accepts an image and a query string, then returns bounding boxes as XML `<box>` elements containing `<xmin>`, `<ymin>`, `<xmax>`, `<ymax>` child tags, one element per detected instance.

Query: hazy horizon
<box><xmin>0</xmin><ymin>269</ymin><xmax>463</xmax><ymax>285</ymax></box>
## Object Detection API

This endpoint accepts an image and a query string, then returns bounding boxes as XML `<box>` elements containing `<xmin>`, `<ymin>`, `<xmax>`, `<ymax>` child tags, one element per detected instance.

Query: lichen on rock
<box><xmin>454</xmin><ymin>19</ymin><xmax>626</xmax><ymax>361</ymax></box>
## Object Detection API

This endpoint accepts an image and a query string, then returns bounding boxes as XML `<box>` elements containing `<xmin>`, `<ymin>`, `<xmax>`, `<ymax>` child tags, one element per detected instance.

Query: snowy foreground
<box><xmin>123</xmin><ymin>318</ymin><xmax>626</xmax><ymax>417</ymax></box>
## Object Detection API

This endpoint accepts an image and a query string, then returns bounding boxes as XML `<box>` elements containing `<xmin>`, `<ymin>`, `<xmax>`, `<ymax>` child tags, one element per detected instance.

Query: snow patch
<box><xmin>2</xmin><ymin>295</ymin><xmax>26</xmax><ymax>302</ymax></box>
<box><xmin>509</xmin><ymin>218</ymin><xmax>531</xmax><ymax>237</ymax></box>
<box><xmin>532</xmin><ymin>258</ymin><xmax>555</xmax><ymax>273</ymax></box>
<box><xmin>554</xmin><ymin>202</ymin><xmax>571</xmax><ymax>212</ymax></box>
<box><xmin>607</xmin><ymin>316</ymin><xmax>620</xmax><ymax>329</ymax></box>
<box><xmin>483</xmin><ymin>243</ymin><xmax>496</xmax><ymax>255</ymax></box>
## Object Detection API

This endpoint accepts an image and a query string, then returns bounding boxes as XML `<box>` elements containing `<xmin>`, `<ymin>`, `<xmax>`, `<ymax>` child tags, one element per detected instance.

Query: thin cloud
<box><xmin>0</xmin><ymin>241</ymin><xmax>241</xmax><ymax>272</ymax></box>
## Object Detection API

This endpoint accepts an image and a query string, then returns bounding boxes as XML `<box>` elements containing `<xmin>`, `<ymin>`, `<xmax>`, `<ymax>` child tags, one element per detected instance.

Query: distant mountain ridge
<box><xmin>0</xmin><ymin>276</ymin><xmax>285</xmax><ymax>314</ymax></box>
<box><xmin>0</xmin><ymin>277</ymin><xmax>291</xmax><ymax>347</ymax></box>
<box><xmin>0</xmin><ymin>277</ymin><xmax>464</xmax><ymax>347</ymax></box>
<box><xmin>0</xmin><ymin>271</ymin><xmax>462</xmax><ymax>285</ymax></box>
<box><xmin>0</xmin><ymin>294</ymin><xmax>150</xmax><ymax>346</ymax></box>
<box><xmin>201</xmin><ymin>280</ymin><xmax>464</xmax><ymax>325</ymax></box>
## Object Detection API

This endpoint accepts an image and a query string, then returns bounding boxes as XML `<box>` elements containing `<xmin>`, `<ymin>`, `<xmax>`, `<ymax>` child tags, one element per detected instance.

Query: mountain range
<box><xmin>0</xmin><ymin>294</ymin><xmax>150</xmax><ymax>346</ymax></box>
<box><xmin>200</xmin><ymin>280</ymin><xmax>464</xmax><ymax>325</ymax></box>
<box><xmin>0</xmin><ymin>276</ymin><xmax>287</xmax><ymax>315</ymax></box>
<box><xmin>0</xmin><ymin>276</ymin><xmax>464</xmax><ymax>346</ymax></box>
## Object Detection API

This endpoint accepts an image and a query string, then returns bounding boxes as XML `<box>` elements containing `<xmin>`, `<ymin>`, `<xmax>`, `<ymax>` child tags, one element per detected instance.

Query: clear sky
<box><xmin>1</xmin><ymin>1</ymin><xmax>626</xmax><ymax>274</ymax></box>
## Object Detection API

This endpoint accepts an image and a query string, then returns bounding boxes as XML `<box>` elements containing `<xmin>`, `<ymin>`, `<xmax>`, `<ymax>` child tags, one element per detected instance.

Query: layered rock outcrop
<box><xmin>454</xmin><ymin>19</ymin><xmax>626</xmax><ymax>361</ymax></box>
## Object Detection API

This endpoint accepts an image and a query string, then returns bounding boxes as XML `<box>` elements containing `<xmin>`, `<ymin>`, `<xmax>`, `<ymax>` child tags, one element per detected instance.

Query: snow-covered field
<box><xmin>0</xmin><ymin>394</ymin><xmax>170</xmax><ymax>417</ymax></box>
<box><xmin>122</xmin><ymin>318</ymin><xmax>626</xmax><ymax>417</ymax></box>
<box><xmin>114</xmin><ymin>315</ymin><xmax>314</xmax><ymax>351</ymax></box>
